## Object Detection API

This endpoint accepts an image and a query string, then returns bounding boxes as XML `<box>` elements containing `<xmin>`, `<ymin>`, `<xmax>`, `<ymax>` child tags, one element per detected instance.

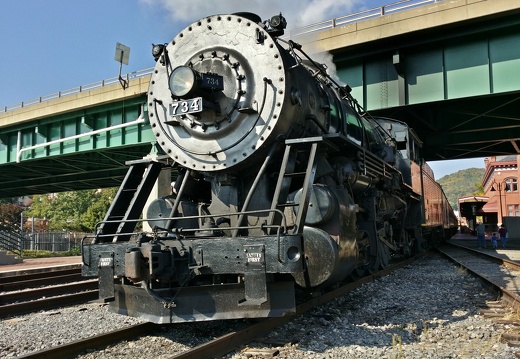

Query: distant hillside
<box><xmin>436</xmin><ymin>168</ymin><xmax>485</xmax><ymax>211</ymax></box>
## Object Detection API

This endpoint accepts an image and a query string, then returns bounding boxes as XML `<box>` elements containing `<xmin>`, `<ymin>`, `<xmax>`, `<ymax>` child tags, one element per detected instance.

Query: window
<box><xmin>344</xmin><ymin>107</ymin><xmax>363</xmax><ymax>145</ymax></box>
<box><xmin>507</xmin><ymin>204</ymin><xmax>520</xmax><ymax>216</ymax></box>
<box><xmin>505</xmin><ymin>178</ymin><xmax>518</xmax><ymax>192</ymax></box>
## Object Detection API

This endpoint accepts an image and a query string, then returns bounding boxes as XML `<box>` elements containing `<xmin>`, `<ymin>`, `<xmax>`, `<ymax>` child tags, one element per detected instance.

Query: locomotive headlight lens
<box><xmin>169</xmin><ymin>66</ymin><xmax>196</xmax><ymax>97</ymax></box>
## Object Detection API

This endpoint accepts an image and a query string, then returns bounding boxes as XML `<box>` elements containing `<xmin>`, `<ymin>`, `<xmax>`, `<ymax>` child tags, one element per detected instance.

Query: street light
<box><xmin>490</xmin><ymin>180</ymin><xmax>510</xmax><ymax>224</ymax></box>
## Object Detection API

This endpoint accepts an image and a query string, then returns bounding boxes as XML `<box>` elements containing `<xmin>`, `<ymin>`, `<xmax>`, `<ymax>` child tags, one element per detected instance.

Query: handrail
<box><xmin>0</xmin><ymin>229</ymin><xmax>23</xmax><ymax>256</ymax></box>
<box><xmin>1</xmin><ymin>68</ymin><xmax>153</xmax><ymax>114</ymax></box>
<box><xmin>291</xmin><ymin>0</ymin><xmax>442</xmax><ymax>37</ymax></box>
<box><xmin>16</xmin><ymin>113</ymin><xmax>146</xmax><ymax>163</ymax></box>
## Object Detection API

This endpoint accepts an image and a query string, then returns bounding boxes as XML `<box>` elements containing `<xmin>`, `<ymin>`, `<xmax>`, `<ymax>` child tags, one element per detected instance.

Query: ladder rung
<box><xmin>107</xmin><ymin>215</ymin><xmax>124</xmax><ymax>220</ymax></box>
<box><xmin>276</xmin><ymin>202</ymin><xmax>298</xmax><ymax>208</ymax></box>
<box><xmin>284</xmin><ymin>171</ymin><xmax>306</xmax><ymax>177</ymax></box>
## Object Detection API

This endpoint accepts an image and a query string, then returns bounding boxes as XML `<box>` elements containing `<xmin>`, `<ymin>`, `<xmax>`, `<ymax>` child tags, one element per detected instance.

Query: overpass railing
<box><xmin>290</xmin><ymin>0</ymin><xmax>443</xmax><ymax>37</ymax></box>
<box><xmin>0</xmin><ymin>229</ymin><xmax>23</xmax><ymax>256</ymax></box>
<box><xmin>1</xmin><ymin>67</ymin><xmax>153</xmax><ymax>114</ymax></box>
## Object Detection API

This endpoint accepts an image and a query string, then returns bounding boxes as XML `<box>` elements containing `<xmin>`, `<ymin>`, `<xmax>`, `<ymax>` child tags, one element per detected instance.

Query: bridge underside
<box><xmin>371</xmin><ymin>90</ymin><xmax>520</xmax><ymax>160</ymax></box>
<box><xmin>0</xmin><ymin>96</ymin><xmax>154</xmax><ymax>198</ymax></box>
<box><xmin>326</xmin><ymin>2</ymin><xmax>520</xmax><ymax>162</ymax></box>
<box><xmin>0</xmin><ymin>144</ymin><xmax>152</xmax><ymax>198</ymax></box>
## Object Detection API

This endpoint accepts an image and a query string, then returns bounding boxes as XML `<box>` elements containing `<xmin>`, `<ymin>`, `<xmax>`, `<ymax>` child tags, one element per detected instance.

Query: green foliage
<box><xmin>21</xmin><ymin>246</ymin><xmax>81</xmax><ymax>258</ymax></box>
<box><xmin>437</xmin><ymin>168</ymin><xmax>485</xmax><ymax>211</ymax></box>
<box><xmin>0</xmin><ymin>203</ymin><xmax>23</xmax><ymax>231</ymax></box>
<box><xmin>26</xmin><ymin>188</ymin><xmax>117</xmax><ymax>232</ymax></box>
<box><xmin>473</xmin><ymin>183</ymin><xmax>485</xmax><ymax>196</ymax></box>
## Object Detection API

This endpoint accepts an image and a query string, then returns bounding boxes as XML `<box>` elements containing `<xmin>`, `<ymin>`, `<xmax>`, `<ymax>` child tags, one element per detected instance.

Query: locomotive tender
<box><xmin>82</xmin><ymin>12</ymin><xmax>457</xmax><ymax>323</ymax></box>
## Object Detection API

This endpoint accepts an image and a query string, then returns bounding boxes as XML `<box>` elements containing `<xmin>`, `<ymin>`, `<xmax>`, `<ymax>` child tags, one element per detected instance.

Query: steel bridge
<box><xmin>0</xmin><ymin>0</ymin><xmax>519</xmax><ymax>198</ymax></box>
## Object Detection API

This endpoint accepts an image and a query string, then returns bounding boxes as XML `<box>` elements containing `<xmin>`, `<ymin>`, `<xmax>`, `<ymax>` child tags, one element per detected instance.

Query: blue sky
<box><xmin>0</xmin><ymin>0</ymin><xmax>485</xmax><ymax>178</ymax></box>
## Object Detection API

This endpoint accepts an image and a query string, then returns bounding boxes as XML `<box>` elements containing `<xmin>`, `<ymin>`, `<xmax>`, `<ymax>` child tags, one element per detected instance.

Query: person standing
<box><xmin>491</xmin><ymin>232</ymin><xmax>498</xmax><ymax>249</ymax></box>
<box><xmin>498</xmin><ymin>224</ymin><xmax>508</xmax><ymax>248</ymax></box>
<box><xmin>476</xmin><ymin>222</ymin><xmax>486</xmax><ymax>248</ymax></box>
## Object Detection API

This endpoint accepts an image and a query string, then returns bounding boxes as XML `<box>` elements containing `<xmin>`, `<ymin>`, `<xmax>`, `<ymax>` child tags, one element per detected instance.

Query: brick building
<box><xmin>482</xmin><ymin>155</ymin><xmax>520</xmax><ymax>227</ymax></box>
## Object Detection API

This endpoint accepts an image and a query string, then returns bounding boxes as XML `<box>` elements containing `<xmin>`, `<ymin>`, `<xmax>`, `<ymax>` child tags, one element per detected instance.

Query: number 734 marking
<box><xmin>169</xmin><ymin>97</ymin><xmax>203</xmax><ymax>116</ymax></box>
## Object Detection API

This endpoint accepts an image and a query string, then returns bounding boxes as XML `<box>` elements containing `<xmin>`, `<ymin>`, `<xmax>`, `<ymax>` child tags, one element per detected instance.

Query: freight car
<box><xmin>375</xmin><ymin>117</ymin><xmax>458</xmax><ymax>243</ymax></box>
<box><xmin>81</xmin><ymin>12</ymin><xmax>457</xmax><ymax>323</ymax></box>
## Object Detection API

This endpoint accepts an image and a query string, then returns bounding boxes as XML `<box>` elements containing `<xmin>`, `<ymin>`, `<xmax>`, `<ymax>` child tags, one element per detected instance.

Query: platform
<box><xmin>0</xmin><ymin>256</ymin><xmax>82</xmax><ymax>278</ymax></box>
<box><xmin>449</xmin><ymin>233</ymin><xmax>520</xmax><ymax>261</ymax></box>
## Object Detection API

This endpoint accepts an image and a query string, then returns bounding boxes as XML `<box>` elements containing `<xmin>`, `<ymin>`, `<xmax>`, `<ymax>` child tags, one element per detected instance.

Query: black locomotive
<box><xmin>81</xmin><ymin>12</ymin><xmax>457</xmax><ymax>323</ymax></box>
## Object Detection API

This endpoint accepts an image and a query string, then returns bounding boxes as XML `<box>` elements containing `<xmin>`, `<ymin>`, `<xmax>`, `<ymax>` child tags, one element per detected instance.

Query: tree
<box><xmin>80</xmin><ymin>187</ymin><xmax>118</xmax><ymax>231</ymax></box>
<box><xmin>473</xmin><ymin>183</ymin><xmax>485</xmax><ymax>196</ymax></box>
<box><xmin>0</xmin><ymin>203</ymin><xmax>23</xmax><ymax>231</ymax></box>
<box><xmin>437</xmin><ymin>168</ymin><xmax>485</xmax><ymax>211</ymax></box>
<box><xmin>26</xmin><ymin>188</ymin><xmax>118</xmax><ymax>232</ymax></box>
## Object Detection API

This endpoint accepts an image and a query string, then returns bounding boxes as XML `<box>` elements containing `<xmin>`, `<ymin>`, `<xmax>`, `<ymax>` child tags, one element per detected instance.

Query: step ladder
<box><xmin>267</xmin><ymin>139</ymin><xmax>319</xmax><ymax>235</ymax></box>
<box><xmin>95</xmin><ymin>161</ymin><xmax>163</xmax><ymax>243</ymax></box>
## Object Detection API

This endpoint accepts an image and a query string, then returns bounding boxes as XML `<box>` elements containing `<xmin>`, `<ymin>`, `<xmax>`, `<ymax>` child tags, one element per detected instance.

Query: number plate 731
<box><xmin>169</xmin><ymin>97</ymin><xmax>203</xmax><ymax>116</ymax></box>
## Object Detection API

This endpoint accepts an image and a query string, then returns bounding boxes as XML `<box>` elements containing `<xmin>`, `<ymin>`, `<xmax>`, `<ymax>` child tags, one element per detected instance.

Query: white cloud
<box><xmin>140</xmin><ymin>0</ymin><xmax>363</xmax><ymax>32</ymax></box>
<box><xmin>139</xmin><ymin>0</ymin><xmax>364</xmax><ymax>85</ymax></box>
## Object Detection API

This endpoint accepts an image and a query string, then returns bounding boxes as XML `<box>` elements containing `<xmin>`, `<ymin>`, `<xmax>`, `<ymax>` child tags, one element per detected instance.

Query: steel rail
<box><xmin>16</xmin><ymin>323</ymin><xmax>157</xmax><ymax>359</ymax></box>
<box><xmin>0</xmin><ymin>267</ymin><xmax>81</xmax><ymax>285</ymax></box>
<box><xmin>168</xmin><ymin>253</ymin><xmax>423</xmax><ymax>359</ymax></box>
<box><xmin>447</xmin><ymin>242</ymin><xmax>520</xmax><ymax>272</ymax></box>
<box><xmin>437</xmin><ymin>243</ymin><xmax>520</xmax><ymax>312</ymax></box>
<box><xmin>0</xmin><ymin>279</ymin><xmax>98</xmax><ymax>304</ymax></box>
<box><xmin>13</xmin><ymin>252</ymin><xmax>424</xmax><ymax>358</ymax></box>
<box><xmin>0</xmin><ymin>290</ymin><xmax>99</xmax><ymax>318</ymax></box>
<box><xmin>0</xmin><ymin>273</ymin><xmax>84</xmax><ymax>291</ymax></box>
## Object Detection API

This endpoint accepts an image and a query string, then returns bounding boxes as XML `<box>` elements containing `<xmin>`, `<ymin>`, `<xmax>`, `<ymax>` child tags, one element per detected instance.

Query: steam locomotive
<box><xmin>81</xmin><ymin>12</ymin><xmax>457</xmax><ymax>323</ymax></box>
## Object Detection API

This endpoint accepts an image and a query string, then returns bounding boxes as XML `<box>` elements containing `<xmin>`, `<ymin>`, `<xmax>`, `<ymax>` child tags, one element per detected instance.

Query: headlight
<box><xmin>169</xmin><ymin>66</ymin><xmax>196</xmax><ymax>97</ymax></box>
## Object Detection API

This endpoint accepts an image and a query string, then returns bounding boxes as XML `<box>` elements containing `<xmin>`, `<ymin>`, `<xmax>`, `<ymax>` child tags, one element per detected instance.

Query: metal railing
<box><xmin>290</xmin><ymin>0</ymin><xmax>443</xmax><ymax>37</ymax></box>
<box><xmin>0</xmin><ymin>229</ymin><xmax>23</xmax><ymax>256</ymax></box>
<box><xmin>23</xmin><ymin>231</ymin><xmax>87</xmax><ymax>252</ymax></box>
<box><xmin>1</xmin><ymin>68</ymin><xmax>153</xmax><ymax>114</ymax></box>
<box><xmin>0</xmin><ymin>229</ymin><xmax>89</xmax><ymax>254</ymax></box>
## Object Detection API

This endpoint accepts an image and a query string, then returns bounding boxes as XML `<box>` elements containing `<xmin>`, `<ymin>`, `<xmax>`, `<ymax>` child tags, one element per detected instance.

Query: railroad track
<box><xmin>437</xmin><ymin>242</ymin><xmax>520</xmax><ymax>310</ymax></box>
<box><xmin>15</xmin><ymin>254</ymin><xmax>423</xmax><ymax>359</ymax></box>
<box><xmin>0</xmin><ymin>268</ymin><xmax>83</xmax><ymax>290</ymax></box>
<box><xmin>437</xmin><ymin>242</ymin><xmax>520</xmax><ymax>353</ymax></box>
<box><xmin>0</xmin><ymin>267</ymin><xmax>99</xmax><ymax>317</ymax></box>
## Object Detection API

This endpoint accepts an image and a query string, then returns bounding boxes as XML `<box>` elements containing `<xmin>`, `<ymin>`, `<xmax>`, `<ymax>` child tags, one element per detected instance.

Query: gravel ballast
<box><xmin>0</xmin><ymin>253</ymin><xmax>516</xmax><ymax>358</ymax></box>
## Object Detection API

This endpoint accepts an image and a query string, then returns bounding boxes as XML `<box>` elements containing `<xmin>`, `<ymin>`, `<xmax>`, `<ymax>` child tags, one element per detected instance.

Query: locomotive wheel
<box><xmin>378</xmin><ymin>242</ymin><xmax>391</xmax><ymax>269</ymax></box>
<box><xmin>366</xmin><ymin>255</ymin><xmax>381</xmax><ymax>274</ymax></box>
<box><xmin>402</xmin><ymin>233</ymin><xmax>413</xmax><ymax>257</ymax></box>
<box><xmin>351</xmin><ymin>233</ymin><xmax>370</xmax><ymax>279</ymax></box>
<box><xmin>350</xmin><ymin>267</ymin><xmax>367</xmax><ymax>280</ymax></box>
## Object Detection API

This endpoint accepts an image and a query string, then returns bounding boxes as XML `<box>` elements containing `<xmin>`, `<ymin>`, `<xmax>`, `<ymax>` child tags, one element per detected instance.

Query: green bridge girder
<box><xmin>0</xmin><ymin>95</ymin><xmax>154</xmax><ymax>198</ymax></box>
<box><xmin>332</xmin><ymin>7</ymin><xmax>520</xmax><ymax>161</ymax></box>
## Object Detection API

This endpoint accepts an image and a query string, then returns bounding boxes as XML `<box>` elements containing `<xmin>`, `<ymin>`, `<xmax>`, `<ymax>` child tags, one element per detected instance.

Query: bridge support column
<box><xmin>393</xmin><ymin>51</ymin><xmax>406</xmax><ymax>106</ymax></box>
